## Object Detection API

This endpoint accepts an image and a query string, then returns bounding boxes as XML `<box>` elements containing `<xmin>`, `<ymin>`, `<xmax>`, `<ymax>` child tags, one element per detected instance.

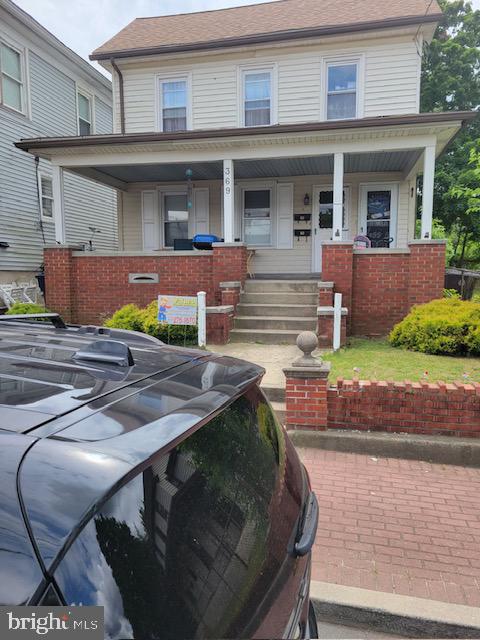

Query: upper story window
<box><xmin>326</xmin><ymin>62</ymin><xmax>358</xmax><ymax>120</ymax></box>
<box><xmin>243</xmin><ymin>70</ymin><xmax>272</xmax><ymax>127</ymax></box>
<box><xmin>159</xmin><ymin>78</ymin><xmax>188</xmax><ymax>132</ymax></box>
<box><xmin>77</xmin><ymin>91</ymin><xmax>92</xmax><ymax>135</ymax></box>
<box><xmin>0</xmin><ymin>42</ymin><xmax>24</xmax><ymax>113</ymax></box>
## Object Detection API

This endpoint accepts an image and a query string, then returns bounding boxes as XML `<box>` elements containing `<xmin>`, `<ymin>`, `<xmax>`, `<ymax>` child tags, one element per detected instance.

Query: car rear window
<box><xmin>53</xmin><ymin>386</ymin><xmax>305</xmax><ymax>639</ymax></box>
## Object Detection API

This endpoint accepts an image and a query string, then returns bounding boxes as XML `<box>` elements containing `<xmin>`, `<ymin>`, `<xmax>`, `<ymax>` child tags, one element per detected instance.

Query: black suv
<box><xmin>0</xmin><ymin>313</ymin><xmax>318</xmax><ymax>639</ymax></box>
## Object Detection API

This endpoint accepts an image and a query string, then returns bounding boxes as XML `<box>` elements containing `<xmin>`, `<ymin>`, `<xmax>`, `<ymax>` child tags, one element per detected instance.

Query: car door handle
<box><xmin>294</xmin><ymin>492</ymin><xmax>319</xmax><ymax>557</ymax></box>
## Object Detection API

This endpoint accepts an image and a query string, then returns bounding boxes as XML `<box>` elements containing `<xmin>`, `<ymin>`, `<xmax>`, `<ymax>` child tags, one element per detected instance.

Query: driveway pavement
<box><xmin>299</xmin><ymin>448</ymin><xmax>480</xmax><ymax>607</ymax></box>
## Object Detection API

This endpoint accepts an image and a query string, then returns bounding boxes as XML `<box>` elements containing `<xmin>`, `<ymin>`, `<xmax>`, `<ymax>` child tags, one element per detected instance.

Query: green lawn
<box><xmin>325</xmin><ymin>338</ymin><xmax>480</xmax><ymax>383</ymax></box>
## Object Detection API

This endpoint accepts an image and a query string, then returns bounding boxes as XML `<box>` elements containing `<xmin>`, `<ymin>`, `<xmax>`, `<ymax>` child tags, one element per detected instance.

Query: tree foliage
<box><xmin>421</xmin><ymin>0</ymin><xmax>480</xmax><ymax>266</ymax></box>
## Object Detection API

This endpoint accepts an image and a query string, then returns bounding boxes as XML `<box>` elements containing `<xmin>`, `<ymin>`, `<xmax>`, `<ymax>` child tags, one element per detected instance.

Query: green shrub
<box><xmin>443</xmin><ymin>288</ymin><xmax>461</xmax><ymax>299</ymax></box>
<box><xmin>104</xmin><ymin>303</ymin><xmax>144</xmax><ymax>331</ymax></box>
<box><xmin>389</xmin><ymin>298</ymin><xmax>480</xmax><ymax>356</ymax></box>
<box><xmin>6</xmin><ymin>302</ymin><xmax>49</xmax><ymax>315</ymax></box>
<box><xmin>104</xmin><ymin>300</ymin><xmax>198</xmax><ymax>346</ymax></box>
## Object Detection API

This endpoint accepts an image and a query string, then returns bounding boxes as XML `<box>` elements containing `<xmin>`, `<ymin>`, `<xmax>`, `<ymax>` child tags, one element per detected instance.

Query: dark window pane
<box><xmin>244</xmin><ymin>189</ymin><xmax>270</xmax><ymax>210</ymax></box>
<box><xmin>79</xmin><ymin>119</ymin><xmax>91</xmax><ymax>135</ymax></box>
<box><xmin>54</xmin><ymin>388</ymin><xmax>303</xmax><ymax>640</ymax></box>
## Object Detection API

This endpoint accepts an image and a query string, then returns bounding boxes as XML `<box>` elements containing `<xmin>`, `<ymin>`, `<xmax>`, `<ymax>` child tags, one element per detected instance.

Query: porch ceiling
<box><xmin>75</xmin><ymin>149</ymin><xmax>421</xmax><ymax>185</ymax></box>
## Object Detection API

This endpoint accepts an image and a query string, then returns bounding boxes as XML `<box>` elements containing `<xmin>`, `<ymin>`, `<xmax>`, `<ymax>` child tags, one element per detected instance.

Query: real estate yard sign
<box><xmin>157</xmin><ymin>295</ymin><xmax>197</xmax><ymax>325</ymax></box>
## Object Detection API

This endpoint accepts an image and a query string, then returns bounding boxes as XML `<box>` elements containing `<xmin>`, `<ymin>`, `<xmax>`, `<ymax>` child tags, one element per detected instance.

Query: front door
<box><xmin>312</xmin><ymin>187</ymin><xmax>348</xmax><ymax>272</ymax></box>
<box><xmin>359</xmin><ymin>184</ymin><xmax>398</xmax><ymax>248</ymax></box>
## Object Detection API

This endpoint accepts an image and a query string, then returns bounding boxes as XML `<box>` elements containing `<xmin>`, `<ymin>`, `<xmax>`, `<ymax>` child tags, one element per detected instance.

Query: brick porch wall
<box><xmin>44</xmin><ymin>245</ymin><xmax>246</xmax><ymax>342</ymax></box>
<box><xmin>322</xmin><ymin>241</ymin><xmax>446</xmax><ymax>336</ymax></box>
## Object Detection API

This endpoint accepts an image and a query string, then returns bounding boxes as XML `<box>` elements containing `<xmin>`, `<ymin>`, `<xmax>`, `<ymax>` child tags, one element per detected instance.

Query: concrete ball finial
<box><xmin>293</xmin><ymin>331</ymin><xmax>320</xmax><ymax>367</ymax></box>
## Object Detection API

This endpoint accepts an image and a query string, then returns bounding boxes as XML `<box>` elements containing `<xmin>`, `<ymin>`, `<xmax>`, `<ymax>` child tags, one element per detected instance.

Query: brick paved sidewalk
<box><xmin>298</xmin><ymin>448</ymin><xmax>480</xmax><ymax>607</ymax></box>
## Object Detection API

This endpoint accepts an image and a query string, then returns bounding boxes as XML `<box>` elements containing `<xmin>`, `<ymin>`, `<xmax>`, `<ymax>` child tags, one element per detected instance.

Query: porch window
<box><xmin>163</xmin><ymin>193</ymin><xmax>188</xmax><ymax>247</ymax></box>
<box><xmin>0</xmin><ymin>42</ymin><xmax>23</xmax><ymax>112</ymax></box>
<box><xmin>39</xmin><ymin>175</ymin><xmax>54</xmax><ymax>220</ymax></box>
<box><xmin>244</xmin><ymin>71</ymin><xmax>271</xmax><ymax>126</ymax></box>
<box><xmin>161</xmin><ymin>79</ymin><xmax>188</xmax><ymax>132</ymax></box>
<box><xmin>78</xmin><ymin>92</ymin><xmax>92</xmax><ymax>135</ymax></box>
<box><xmin>243</xmin><ymin>189</ymin><xmax>271</xmax><ymax>246</ymax></box>
<box><xmin>326</xmin><ymin>63</ymin><xmax>357</xmax><ymax>120</ymax></box>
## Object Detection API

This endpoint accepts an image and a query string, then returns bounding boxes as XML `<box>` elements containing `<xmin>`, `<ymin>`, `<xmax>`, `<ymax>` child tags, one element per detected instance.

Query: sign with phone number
<box><xmin>157</xmin><ymin>295</ymin><xmax>197</xmax><ymax>325</ymax></box>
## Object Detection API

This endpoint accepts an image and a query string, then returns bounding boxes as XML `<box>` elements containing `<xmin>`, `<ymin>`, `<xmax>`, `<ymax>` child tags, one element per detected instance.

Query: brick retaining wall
<box><xmin>285</xmin><ymin>375</ymin><xmax>480</xmax><ymax>437</ymax></box>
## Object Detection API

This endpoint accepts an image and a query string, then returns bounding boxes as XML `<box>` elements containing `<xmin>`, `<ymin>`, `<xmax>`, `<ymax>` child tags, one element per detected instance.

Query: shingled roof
<box><xmin>91</xmin><ymin>0</ymin><xmax>442</xmax><ymax>60</ymax></box>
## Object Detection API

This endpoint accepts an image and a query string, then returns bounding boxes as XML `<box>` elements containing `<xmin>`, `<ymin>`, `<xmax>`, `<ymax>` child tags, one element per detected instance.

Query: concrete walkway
<box><xmin>207</xmin><ymin>341</ymin><xmax>322</xmax><ymax>389</ymax></box>
<box><xmin>299</xmin><ymin>448</ymin><xmax>480</xmax><ymax>608</ymax></box>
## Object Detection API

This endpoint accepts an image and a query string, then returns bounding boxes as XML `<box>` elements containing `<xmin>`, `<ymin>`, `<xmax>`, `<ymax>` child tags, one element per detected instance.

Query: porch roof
<box><xmin>15</xmin><ymin>112</ymin><xmax>475</xmax><ymax>156</ymax></box>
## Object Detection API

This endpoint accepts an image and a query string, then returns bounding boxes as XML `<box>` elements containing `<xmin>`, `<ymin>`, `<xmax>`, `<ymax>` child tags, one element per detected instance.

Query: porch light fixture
<box><xmin>303</xmin><ymin>193</ymin><xmax>310</xmax><ymax>206</ymax></box>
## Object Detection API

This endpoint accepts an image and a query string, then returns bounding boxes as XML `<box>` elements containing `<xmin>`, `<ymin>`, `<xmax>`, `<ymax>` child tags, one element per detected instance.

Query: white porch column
<box><xmin>51</xmin><ymin>164</ymin><xmax>66</xmax><ymax>244</ymax></box>
<box><xmin>223</xmin><ymin>159</ymin><xmax>235</xmax><ymax>243</ymax></box>
<box><xmin>332</xmin><ymin>152</ymin><xmax>344</xmax><ymax>241</ymax></box>
<box><xmin>421</xmin><ymin>145</ymin><xmax>436</xmax><ymax>239</ymax></box>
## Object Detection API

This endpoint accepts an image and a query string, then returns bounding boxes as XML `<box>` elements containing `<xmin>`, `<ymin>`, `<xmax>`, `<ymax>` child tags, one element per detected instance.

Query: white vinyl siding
<box><xmin>364</xmin><ymin>42</ymin><xmax>420</xmax><ymax>116</ymax></box>
<box><xmin>117</xmin><ymin>34</ymin><xmax>421</xmax><ymax>133</ymax></box>
<box><xmin>95</xmin><ymin>97</ymin><xmax>113</xmax><ymax>134</ymax></box>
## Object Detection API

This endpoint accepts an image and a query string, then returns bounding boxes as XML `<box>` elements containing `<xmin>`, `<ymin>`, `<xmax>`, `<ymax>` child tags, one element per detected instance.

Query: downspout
<box><xmin>110</xmin><ymin>58</ymin><xmax>125</xmax><ymax>134</ymax></box>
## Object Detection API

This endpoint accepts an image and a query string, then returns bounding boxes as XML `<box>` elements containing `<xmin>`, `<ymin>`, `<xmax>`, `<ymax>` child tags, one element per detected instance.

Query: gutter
<box><xmin>110</xmin><ymin>59</ymin><xmax>125</xmax><ymax>134</ymax></box>
<box><xmin>14</xmin><ymin>111</ymin><xmax>478</xmax><ymax>152</ymax></box>
<box><xmin>90</xmin><ymin>14</ymin><xmax>443</xmax><ymax>61</ymax></box>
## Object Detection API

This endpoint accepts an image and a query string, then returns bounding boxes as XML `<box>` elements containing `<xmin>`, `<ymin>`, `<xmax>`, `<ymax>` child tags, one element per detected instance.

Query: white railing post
<box><xmin>197</xmin><ymin>291</ymin><xmax>207</xmax><ymax>347</ymax></box>
<box><xmin>333</xmin><ymin>292</ymin><xmax>342</xmax><ymax>351</ymax></box>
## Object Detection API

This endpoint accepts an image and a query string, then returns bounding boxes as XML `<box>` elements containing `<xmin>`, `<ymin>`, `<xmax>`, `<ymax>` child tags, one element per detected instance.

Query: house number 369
<box><xmin>224</xmin><ymin>167</ymin><xmax>231</xmax><ymax>195</ymax></box>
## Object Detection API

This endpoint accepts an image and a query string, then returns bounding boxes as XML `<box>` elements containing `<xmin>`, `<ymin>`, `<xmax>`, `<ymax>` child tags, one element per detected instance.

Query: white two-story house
<box><xmin>0</xmin><ymin>0</ymin><xmax>117</xmax><ymax>286</ymax></box>
<box><xmin>14</xmin><ymin>0</ymin><xmax>476</xmax><ymax>342</ymax></box>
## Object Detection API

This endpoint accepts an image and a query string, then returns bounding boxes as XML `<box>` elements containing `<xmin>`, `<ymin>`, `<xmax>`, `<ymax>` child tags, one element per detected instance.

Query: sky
<box><xmin>12</xmin><ymin>0</ymin><xmax>480</xmax><ymax>78</ymax></box>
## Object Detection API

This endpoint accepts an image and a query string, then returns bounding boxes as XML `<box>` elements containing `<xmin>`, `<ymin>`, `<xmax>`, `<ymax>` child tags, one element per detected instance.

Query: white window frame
<box><xmin>238</xmin><ymin>65</ymin><xmax>277</xmax><ymax>128</ymax></box>
<box><xmin>0</xmin><ymin>38</ymin><xmax>27</xmax><ymax>115</ymax></box>
<box><xmin>322</xmin><ymin>55</ymin><xmax>364</xmax><ymax>121</ymax></box>
<box><xmin>240</xmin><ymin>182</ymin><xmax>276</xmax><ymax>248</ymax></box>
<box><xmin>156</xmin><ymin>74</ymin><xmax>192</xmax><ymax>132</ymax></box>
<box><xmin>37</xmin><ymin>172</ymin><xmax>54</xmax><ymax>222</ymax></box>
<box><xmin>359</xmin><ymin>182</ymin><xmax>399</xmax><ymax>248</ymax></box>
<box><xmin>76</xmin><ymin>87</ymin><xmax>94</xmax><ymax>135</ymax></box>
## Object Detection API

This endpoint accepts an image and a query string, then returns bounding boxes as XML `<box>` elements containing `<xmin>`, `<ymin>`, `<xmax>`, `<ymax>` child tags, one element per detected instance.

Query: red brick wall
<box><xmin>285</xmin><ymin>376</ymin><xmax>329</xmax><ymax>430</ymax></box>
<box><xmin>322</xmin><ymin>243</ymin><xmax>353</xmax><ymax>330</ymax></box>
<box><xmin>351</xmin><ymin>252</ymin><xmax>410</xmax><ymax>335</ymax></box>
<box><xmin>212</xmin><ymin>245</ymin><xmax>247</xmax><ymax>304</ymax></box>
<box><xmin>323</xmin><ymin>241</ymin><xmax>446</xmax><ymax>336</ymax></box>
<box><xmin>206</xmin><ymin>311</ymin><xmax>234</xmax><ymax>344</ymax></box>
<box><xmin>44</xmin><ymin>247</ymin><xmax>74</xmax><ymax>322</ymax></box>
<box><xmin>328</xmin><ymin>379</ymin><xmax>480</xmax><ymax>438</ymax></box>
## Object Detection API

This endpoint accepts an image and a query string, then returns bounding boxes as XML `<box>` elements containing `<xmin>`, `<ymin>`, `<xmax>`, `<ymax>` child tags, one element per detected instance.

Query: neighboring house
<box><xmin>15</xmin><ymin>0</ymin><xmax>476</xmax><ymax>343</ymax></box>
<box><xmin>0</xmin><ymin>0</ymin><xmax>117</xmax><ymax>286</ymax></box>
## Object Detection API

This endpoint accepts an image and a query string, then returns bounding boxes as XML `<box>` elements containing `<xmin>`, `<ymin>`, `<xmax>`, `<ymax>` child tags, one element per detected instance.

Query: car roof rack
<box><xmin>0</xmin><ymin>313</ymin><xmax>67</xmax><ymax>329</ymax></box>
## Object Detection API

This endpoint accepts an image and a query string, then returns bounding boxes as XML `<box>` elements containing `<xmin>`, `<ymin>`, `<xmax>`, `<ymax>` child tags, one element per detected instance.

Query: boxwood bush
<box><xmin>389</xmin><ymin>298</ymin><xmax>480</xmax><ymax>356</ymax></box>
<box><xmin>6</xmin><ymin>302</ymin><xmax>49</xmax><ymax>315</ymax></box>
<box><xmin>105</xmin><ymin>301</ymin><xmax>198</xmax><ymax>346</ymax></box>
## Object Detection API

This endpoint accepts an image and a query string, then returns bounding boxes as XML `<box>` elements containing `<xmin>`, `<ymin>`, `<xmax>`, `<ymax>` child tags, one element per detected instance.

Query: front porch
<box><xmin>16</xmin><ymin>113</ymin><xmax>466</xmax><ymax>342</ymax></box>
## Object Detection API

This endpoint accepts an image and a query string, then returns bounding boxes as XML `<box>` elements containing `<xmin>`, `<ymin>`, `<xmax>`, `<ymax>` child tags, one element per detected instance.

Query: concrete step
<box><xmin>240</xmin><ymin>292</ymin><xmax>318</xmax><ymax>305</ymax></box>
<box><xmin>229</xmin><ymin>328</ymin><xmax>302</xmax><ymax>344</ymax></box>
<box><xmin>245</xmin><ymin>279</ymin><xmax>318</xmax><ymax>293</ymax></box>
<box><xmin>270</xmin><ymin>401</ymin><xmax>286</xmax><ymax>425</ymax></box>
<box><xmin>234</xmin><ymin>315</ymin><xmax>317</xmax><ymax>331</ymax></box>
<box><xmin>262</xmin><ymin>385</ymin><xmax>285</xmax><ymax>402</ymax></box>
<box><xmin>237</xmin><ymin>303</ymin><xmax>317</xmax><ymax>317</ymax></box>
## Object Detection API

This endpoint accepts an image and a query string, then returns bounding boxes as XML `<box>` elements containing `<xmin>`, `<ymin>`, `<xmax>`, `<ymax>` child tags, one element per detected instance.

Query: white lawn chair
<box><xmin>0</xmin><ymin>283</ymin><xmax>38</xmax><ymax>308</ymax></box>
